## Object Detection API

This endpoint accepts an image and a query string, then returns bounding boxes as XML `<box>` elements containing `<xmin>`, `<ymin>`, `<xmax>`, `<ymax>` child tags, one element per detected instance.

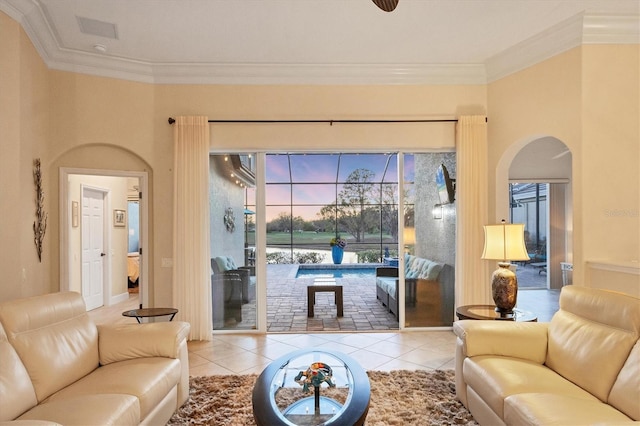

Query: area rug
<box><xmin>168</xmin><ymin>369</ymin><xmax>478</xmax><ymax>425</ymax></box>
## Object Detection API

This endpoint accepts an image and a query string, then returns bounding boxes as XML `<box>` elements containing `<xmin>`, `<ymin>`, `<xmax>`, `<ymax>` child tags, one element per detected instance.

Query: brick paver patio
<box><xmin>230</xmin><ymin>262</ymin><xmax>552</xmax><ymax>332</ymax></box>
<box><xmin>265</xmin><ymin>264</ymin><xmax>398</xmax><ymax>332</ymax></box>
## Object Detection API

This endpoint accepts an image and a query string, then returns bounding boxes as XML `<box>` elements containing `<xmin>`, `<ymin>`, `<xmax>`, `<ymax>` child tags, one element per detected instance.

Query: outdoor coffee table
<box><xmin>307</xmin><ymin>279</ymin><xmax>343</xmax><ymax>317</ymax></box>
<box><xmin>122</xmin><ymin>307</ymin><xmax>178</xmax><ymax>323</ymax></box>
<box><xmin>252</xmin><ymin>348</ymin><xmax>370</xmax><ymax>426</ymax></box>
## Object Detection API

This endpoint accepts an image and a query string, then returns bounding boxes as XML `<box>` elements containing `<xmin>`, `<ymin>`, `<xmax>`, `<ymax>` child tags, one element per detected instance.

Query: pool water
<box><xmin>295</xmin><ymin>267</ymin><xmax>376</xmax><ymax>278</ymax></box>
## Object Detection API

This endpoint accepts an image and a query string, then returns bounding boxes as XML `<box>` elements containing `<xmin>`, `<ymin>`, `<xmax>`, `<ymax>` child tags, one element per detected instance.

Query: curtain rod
<box><xmin>167</xmin><ymin>117</ymin><xmax>460</xmax><ymax>125</ymax></box>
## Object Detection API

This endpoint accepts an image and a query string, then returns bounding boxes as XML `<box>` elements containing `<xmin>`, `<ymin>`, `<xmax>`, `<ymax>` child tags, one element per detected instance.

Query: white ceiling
<box><xmin>1</xmin><ymin>0</ymin><xmax>638</xmax><ymax>84</ymax></box>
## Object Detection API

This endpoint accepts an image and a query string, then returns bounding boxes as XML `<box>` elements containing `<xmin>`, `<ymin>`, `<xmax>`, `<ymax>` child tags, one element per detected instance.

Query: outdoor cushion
<box><xmin>423</xmin><ymin>262</ymin><xmax>443</xmax><ymax>280</ymax></box>
<box><xmin>376</xmin><ymin>277</ymin><xmax>396</xmax><ymax>295</ymax></box>
<box><xmin>403</xmin><ymin>254</ymin><xmax>443</xmax><ymax>281</ymax></box>
<box><xmin>215</xmin><ymin>256</ymin><xmax>237</xmax><ymax>272</ymax></box>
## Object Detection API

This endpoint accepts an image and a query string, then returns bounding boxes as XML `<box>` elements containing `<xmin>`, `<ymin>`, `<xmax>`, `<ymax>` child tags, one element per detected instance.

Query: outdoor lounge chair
<box><xmin>211</xmin><ymin>261</ymin><xmax>243</xmax><ymax>327</ymax></box>
<box><xmin>211</xmin><ymin>256</ymin><xmax>251</xmax><ymax>303</ymax></box>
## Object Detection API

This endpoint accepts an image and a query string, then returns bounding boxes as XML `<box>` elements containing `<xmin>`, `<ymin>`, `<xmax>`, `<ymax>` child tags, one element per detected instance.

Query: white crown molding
<box><xmin>583</xmin><ymin>14</ymin><xmax>640</xmax><ymax>44</ymax></box>
<box><xmin>0</xmin><ymin>0</ymin><xmax>21</xmax><ymax>22</ymax></box>
<box><xmin>1</xmin><ymin>0</ymin><xmax>53</xmax><ymax>64</ymax></box>
<box><xmin>486</xmin><ymin>13</ymin><xmax>640</xmax><ymax>83</ymax></box>
<box><xmin>1</xmin><ymin>1</ymin><xmax>486</xmax><ymax>85</ymax></box>
<box><xmin>150</xmin><ymin>63</ymin><xmax>487</xmax><ymax>85</ymax></box>
<box><xmin>2</xmin><ymin>0</ymin><xmax>638</xmax><ymax>86</ymax></box>
<box><xmin>47</xmin><ymin>47</ymin><xmax>156</xmax><ymax>84</ymax></box>
<box><xmin>485</xmin><ymin>13</ymin><xmax>585</xmax><ymax>83</ymax></box>
<box><xmin>47</xmin><ymin>59</ymin><xmax>487</xmax><ymax>85</ymax></box>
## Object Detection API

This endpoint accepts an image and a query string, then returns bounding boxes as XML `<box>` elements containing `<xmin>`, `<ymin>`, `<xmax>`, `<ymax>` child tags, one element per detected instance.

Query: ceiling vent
<box><xmin>77</xmin><ymin>16</ymin><xmax>118</xmax><ymax>39</ymax></box>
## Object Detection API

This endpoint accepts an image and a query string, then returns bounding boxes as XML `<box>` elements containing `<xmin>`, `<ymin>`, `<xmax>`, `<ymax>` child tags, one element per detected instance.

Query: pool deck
<box><xmin>230</xmin><ymin>263</ymin><xmax>559</xmax><ymax>333</ymax></box>
<box><xmin>267</xmin><ymin>264</ymin><xmax>398</xmax><ymax>332</ymax></box>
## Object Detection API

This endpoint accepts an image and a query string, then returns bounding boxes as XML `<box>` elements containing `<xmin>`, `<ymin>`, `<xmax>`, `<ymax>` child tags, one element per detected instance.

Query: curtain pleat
<box><xmin>455</xmin><ymin>116</ymin><xmax>492</xmax><ymax>306</ymax></box>
<box><xmin>173</xmin><ymin>116</ymin><xmax>212</xmax><ymax>341</ymax></box>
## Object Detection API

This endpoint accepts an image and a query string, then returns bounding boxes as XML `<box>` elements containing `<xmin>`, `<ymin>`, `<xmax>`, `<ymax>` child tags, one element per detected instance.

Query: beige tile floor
<box><xmin>89</xmin><ymin>294</ymin><xmax>457</xmax><ymax>376</ymax></box>
<box><xmin>187</xmin><ymin>330</ymin><xmax>457</xmax><ymax>376</ymax></box>
<box><xmin>91</xmin><ymin>287</ymin><xmax>560</xmax><ymax>377</ymax></box>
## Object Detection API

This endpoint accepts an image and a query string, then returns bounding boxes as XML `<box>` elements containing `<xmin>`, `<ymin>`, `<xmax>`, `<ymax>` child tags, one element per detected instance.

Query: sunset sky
<box><xmin>250</xmin><ymin>153</ymin><xmax>416</xmax><ymax>222</ymax></box>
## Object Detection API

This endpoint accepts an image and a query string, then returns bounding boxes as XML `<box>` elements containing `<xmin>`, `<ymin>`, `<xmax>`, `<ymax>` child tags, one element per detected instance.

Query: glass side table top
<box><xmin>456</xmin><ymin>304</ymin><xmax>537</xmax><ymax>322</ymax></box>
<box><xmin>121</xmin><ymin>307</ymin><xmax>178</xmax><ymax>323</ymax></box>
<box><xmin>252</xmin><ymin>349</ymin><xmax>370</xmax><ymax>426</ymax></box>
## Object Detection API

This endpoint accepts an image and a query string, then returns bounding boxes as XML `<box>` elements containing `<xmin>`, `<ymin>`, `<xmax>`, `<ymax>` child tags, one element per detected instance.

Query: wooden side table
<box><xmin>122</xmin><ymin>307</ymin><xmax>178</xmax><ymax>323</ymax></box>
<box><xmin>456</xmin><ymin>305</ymin><xmax>537</xmax><ymax>322</ymax></box>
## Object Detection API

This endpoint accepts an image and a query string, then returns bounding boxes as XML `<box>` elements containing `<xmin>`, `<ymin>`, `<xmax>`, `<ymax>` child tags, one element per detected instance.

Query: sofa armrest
<box><xmin>453</xmin><ymin>320</ymin><xmax>549</xmax><ymax>364</ymax></box>
<box><xmin>97</xmin><ymin>321</ymin><xmax>190</xmax><ymax>365</ymax></box>
<box><xmin>230</xmin><ymin>268</ymin><xmax>249</xmax><ymax>279</ymax></box>
<box><xmin>238</xmin><ymin>265</ymin><xmax>255</xmax><ymax>276</ymax></box>
<box><xmin>376</xmin><ymin>267</ymin><xmax>399</xmax><ymax>278</ymax></box>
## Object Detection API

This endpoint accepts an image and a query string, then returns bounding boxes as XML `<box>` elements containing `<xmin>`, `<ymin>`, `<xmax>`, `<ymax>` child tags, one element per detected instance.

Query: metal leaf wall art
<box><xmin>33</xmin><ymin>158</ymin><xmax>48</xmax><ymax>262</ymax></box>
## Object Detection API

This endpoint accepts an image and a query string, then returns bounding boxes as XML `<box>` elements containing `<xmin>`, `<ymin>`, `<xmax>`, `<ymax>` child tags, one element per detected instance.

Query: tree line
<box><xmin>266</xmin><ymin>168</ymin><xmax>411</xmax><ymax>242</ymax></box>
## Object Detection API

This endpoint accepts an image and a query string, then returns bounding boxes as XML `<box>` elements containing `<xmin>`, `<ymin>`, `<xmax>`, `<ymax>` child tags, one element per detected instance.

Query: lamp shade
<box><xmin>403</xmin><ymin>227</ymin><xmax>416</xmax><ymax>246</ymax></box>
<box><xmin>481</xmin><ymin>222</ymin><xmax>530</xmax><ymax>262</ymax></box>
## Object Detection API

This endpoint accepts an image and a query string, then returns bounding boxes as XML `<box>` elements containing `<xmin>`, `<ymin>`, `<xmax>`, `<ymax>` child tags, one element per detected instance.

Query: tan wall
<box><xmin>581</xmin><ymin>45</ymin><xmax>640</xmax><ymax>265</ymax></box>
<box><xmin>47</xmin><ymin>71</ymin><xmax>157</xmax><ymax>303</ymax></box>
<box><xmin>2</xmin><ymin>10</ymin><xmax>637</xmax><ymax>307</ymax></box>
<box><xmin>487</xmin><ymin>44</ymin><xmax>640</xmax><ymax>288</ymax></box>
<box><xmin>587</xmin><ymin>262</ymin><xmax>640</xmax><ymax>298</ymax></box>
<box><xmin>488</xmin><ymin>47</ymin><xmax>584</xmax><ymax>283</ymax></box>
<box><xmin>1</xmin><ymin>11</ymin><xmax>488</xmax><ymax>307</ymax></box>
<box><xmin>0</xmin><ymin>12</ymin><xmax>51</xmax><ymax>302</ymax></box>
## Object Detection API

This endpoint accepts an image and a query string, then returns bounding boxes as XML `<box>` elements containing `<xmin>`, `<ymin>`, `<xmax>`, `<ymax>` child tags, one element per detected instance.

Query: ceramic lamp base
<box><xmin>491</xmin><ymin>263</ymin><xmax>518</xmax><ymax>314</ymax></box>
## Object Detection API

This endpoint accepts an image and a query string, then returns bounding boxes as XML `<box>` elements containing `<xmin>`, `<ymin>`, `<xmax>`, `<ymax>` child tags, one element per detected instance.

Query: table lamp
<box><xmin>481</xmin><ymin>220</ymin><xmax>530</xmax><ymax>313</ymax></box>
<box><xmin>403</xmin><ymin>227</ymin><xmax>416</xmax><ymax>254</ymax></box>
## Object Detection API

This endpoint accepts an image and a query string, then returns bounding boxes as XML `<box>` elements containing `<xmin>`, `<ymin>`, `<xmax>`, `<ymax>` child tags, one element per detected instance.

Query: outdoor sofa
<box><xmin>375</xmin><ymin>253</ymin><xmax>454</xmax><ymax>324</ymax></box>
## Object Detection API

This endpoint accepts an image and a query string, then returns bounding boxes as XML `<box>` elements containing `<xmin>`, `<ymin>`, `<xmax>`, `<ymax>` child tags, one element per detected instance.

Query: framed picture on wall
<box><xmin>114</xmin><ymin>209</ymin><xmax>126</xmax><ymax>227</ymax></box>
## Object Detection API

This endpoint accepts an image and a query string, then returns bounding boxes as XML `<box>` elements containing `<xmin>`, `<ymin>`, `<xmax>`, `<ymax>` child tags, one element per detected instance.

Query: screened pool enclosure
<box><xmin>210</xmin><ymin>152</ymin><xmax>456</xmax><ymax>331</ymax></box>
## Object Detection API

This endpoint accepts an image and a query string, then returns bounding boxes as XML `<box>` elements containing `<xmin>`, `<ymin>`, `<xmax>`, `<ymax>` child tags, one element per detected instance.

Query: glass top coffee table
<box><xmin>252</xmin><ymin>348</ymin><xmax>370</xmax><ymax>426</ymax></box>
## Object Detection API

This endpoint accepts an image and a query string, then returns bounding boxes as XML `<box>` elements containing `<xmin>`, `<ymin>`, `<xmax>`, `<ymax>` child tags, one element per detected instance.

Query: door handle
<box><xmin>101</xmin><ymin>253</ymin><xmax>106</xmax><ymax>257</ymax></box>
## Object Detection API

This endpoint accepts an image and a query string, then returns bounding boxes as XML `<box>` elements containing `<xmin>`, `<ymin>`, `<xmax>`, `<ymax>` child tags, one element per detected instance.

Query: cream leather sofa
<box><xmin>454</xmin><ymin>286</ymin><xmax>639</xmax><ymax>425</ymax></box>
<box><xmin>0</xmin><ymin>292</ymin><xmax>191</xmax><ymax>425</ymax></box>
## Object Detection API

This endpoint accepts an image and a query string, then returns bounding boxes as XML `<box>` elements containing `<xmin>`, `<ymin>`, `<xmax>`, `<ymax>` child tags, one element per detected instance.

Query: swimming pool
<box><xmin>295</xmin><ymin>265</ymin><xmax>377</xmax><ymax>278</ymax></box>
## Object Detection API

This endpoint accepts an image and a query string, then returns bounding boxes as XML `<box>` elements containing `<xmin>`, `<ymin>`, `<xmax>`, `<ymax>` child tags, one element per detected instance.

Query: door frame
<box><xmin>240</xmin><ymin>150</ymin><xmax>449</xmax><ymax>333</ymax></box>
<box><xmin>59</xmin><ymin>167</ymin><xmax>149</xmax><ymax>309</ymax></box>
<box><xmin>496</xmin><ymin>136</ymin><xmax>573</xmax><ymax>294</ymax></box>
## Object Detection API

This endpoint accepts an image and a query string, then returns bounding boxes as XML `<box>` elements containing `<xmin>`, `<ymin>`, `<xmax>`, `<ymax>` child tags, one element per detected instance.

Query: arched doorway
<box><xmin>496</xmin><ymin>136</ymin><xmax>572</xmax><ymax>316</ymax></box>
<box><xmin>53</xmin><ymin>145</ymin><xmax>151</xmax><ymax>311</ymax></box>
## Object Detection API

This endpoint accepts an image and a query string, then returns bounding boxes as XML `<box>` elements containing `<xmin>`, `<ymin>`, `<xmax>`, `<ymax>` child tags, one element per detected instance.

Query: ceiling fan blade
<box><xmin>372</xmin><ymin>0</ymin><xmax>399</xmax><ymax>12</ymax></box>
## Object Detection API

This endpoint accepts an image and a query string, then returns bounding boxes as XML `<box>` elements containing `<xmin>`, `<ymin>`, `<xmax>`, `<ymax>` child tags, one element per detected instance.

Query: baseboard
<box><xmin>111</xmin><ymin>292</ymin><xmax>130</xmax><ymax>305</ymax></box>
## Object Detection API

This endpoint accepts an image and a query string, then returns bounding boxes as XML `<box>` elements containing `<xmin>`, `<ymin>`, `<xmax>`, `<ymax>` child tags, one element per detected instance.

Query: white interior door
<box><xmin>82</xmin><ymin>187</ymin><xmax>106</xmax><ymax>310</ymax></box>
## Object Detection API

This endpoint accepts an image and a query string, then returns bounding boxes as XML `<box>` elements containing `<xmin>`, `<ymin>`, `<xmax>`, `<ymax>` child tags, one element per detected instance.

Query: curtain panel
<box><xmin>455</xmin><ymin>116</ymin><xmax>492</xmax><ymax>307</ymax></box>
<box><xmin>173</xmin><ymin>116</ymin><xmax>212</xmax><ymax>340</ymax></box>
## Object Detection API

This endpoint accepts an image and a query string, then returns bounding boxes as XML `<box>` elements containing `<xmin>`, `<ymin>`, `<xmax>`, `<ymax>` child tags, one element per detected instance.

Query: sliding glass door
<box><xmin>403</xmin><ymin>153</ymin><xmax>456</xmax><ymax>327</ymax></box>
<box><xmin>210</xmin><ymin>151</ymin><xmax>456</xmax><ymax>332</ymax></box>
<box><xmin>210</xmin><ymin>154</ymin><xmax>257</xmax><ymax>331</ymax></box>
